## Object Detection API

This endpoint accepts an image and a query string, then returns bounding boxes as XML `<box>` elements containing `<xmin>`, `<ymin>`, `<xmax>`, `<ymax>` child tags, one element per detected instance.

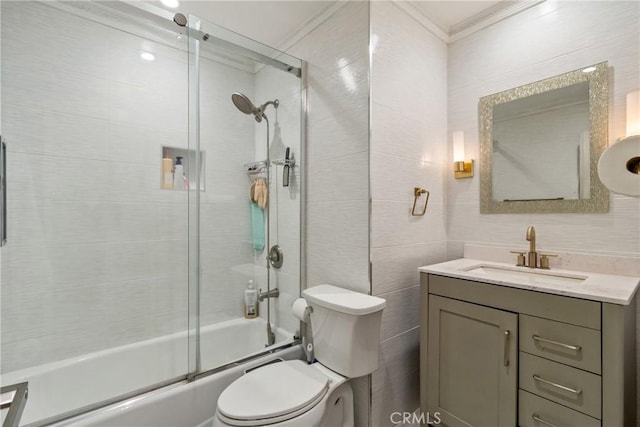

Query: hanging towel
<box><xmin>251</xmin><ymin>202</ymin><xmax>265</xmax><ymax>251</ymax></box>
<box><xmin>254</xmin><ymin>178</ymin><xmax>268</xmax><ymax>208</ymax></box>
<box><xmin>250</xmin><ymin>181</ymin><xmax>256</xmax><ymax>202</ymax></box>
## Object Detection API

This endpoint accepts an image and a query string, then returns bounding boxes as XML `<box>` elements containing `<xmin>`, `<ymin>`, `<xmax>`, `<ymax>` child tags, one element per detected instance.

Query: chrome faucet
<box><xmin>258</xmin><ymin>288</ymin><xmax>279</xmax><ymax>302</ymax></box>
<box><xmin>526</xmin><ymin>226</ymin><xmax>537</xmax><ymax>268</ymax></box>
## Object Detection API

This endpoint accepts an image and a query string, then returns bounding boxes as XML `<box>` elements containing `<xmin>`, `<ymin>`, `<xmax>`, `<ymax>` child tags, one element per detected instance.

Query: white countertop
<box><xmin>419</xmin><ymin>258</ymin><xmax>640</xmax><ymax>305</ymax></box>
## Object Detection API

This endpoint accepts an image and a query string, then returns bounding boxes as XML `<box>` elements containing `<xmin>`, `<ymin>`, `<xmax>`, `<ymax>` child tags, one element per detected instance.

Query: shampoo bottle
<box><xmin>162</xmin><ymin>157</ymin><xmax>174</xmax><ymax>189</ymax></box>
<box><xmin>173</xmin><ymin>156</ymin><xmax>185</xmax><ymax>190</ymax></box>
<box><xmin>244</xmin><ymin>280</ymin><xmax>258</xmax><ymax>319</ymax></box>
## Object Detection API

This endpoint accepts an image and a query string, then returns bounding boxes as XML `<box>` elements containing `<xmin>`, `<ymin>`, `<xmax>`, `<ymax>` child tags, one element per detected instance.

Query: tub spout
<box><xmin>258</xmin><ymin>288</ymin><xmax>279</xmax><ymax>302</ymax></box>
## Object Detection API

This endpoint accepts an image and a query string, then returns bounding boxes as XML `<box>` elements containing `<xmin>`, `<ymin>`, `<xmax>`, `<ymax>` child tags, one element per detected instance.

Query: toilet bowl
<box><xmin>212</xmin><ymin>360</ymin><xmax>353</xmax><ymax>427</ymax></box>
<box><xmin>213</xmin><ymin>284</ymin><xmax>385</xmax><ymax>427</ymax></box>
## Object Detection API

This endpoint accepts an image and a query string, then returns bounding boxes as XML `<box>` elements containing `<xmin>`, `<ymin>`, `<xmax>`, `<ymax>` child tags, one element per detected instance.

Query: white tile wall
<box><xmin>370</xmin><ymin>2</ymin><xmax>448</xmax><ymax>424</ymax></box>
<box><xmin>378</xmin><ymin>285</ymin><xmax>420</xmax><ymax>342</ymax></box>
<box><xmin>286</xmin><ymin>1</ymin><xmax>371</xmax><ymax>296</ymax></box>
<box><xmin>0</xmin><ymin>1</ymin><xmax>268</xmax><ymax>377</ymax></box>
<box><xmin>2</xmin><ymin>0</ymin><xmax>305</xmax><ymax>381</ymax></box>
<box><xmin>371</xmin><ymin>328</ymin><xmax>420</xmax><ymax>427</ymax></box>
<box><xmin>284</xmin><ymin>2</ymin><xmax>371</xmax><ymax>425</ymax></box>
<box><xmin>252</xmin><ymin>62</ymin><xmax>303</xmax><ymax>337</ymax></box>
<box><xmin>372</xmin><ymin>241</ymin><xmax>447</xmax><ymax>295</ymax></box>
<box><xmin>447</xmin><ymin>0</ymin><xmax>640</xmax><ymax>255</ymax></box>
<box><xmin>3</xmin><ymin>106</ymin><xmax>109</xmax><ymax>160</ymax></box>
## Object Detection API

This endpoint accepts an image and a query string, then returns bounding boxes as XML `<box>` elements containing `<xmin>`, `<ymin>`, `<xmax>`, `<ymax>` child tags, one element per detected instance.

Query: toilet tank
<box><xmin>302</xmin><ymin>285</ymin><xmax>386</xmax><ymax>378</ymax></box>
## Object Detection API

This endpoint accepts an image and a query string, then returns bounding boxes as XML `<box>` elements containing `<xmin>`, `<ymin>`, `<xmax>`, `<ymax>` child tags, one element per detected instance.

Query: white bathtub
<box><xmin>0</xmin><ymin>318</ymin><xmax>294</xmax><ymax>426</ymax></box>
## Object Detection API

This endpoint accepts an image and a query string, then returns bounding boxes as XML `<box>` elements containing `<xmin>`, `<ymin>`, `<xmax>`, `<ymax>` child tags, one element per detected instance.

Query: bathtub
<box><xmin>0</xmin><ymin>318</ymin><xmax>295</xmax><ymax>426</ymax></box>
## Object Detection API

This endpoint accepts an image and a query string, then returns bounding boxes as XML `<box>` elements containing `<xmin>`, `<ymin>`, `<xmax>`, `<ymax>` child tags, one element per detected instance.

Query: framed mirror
<box><xmin>479</xmin><ymin>62</ymin><xmax>609</xmax><ymax>213</ymax></box>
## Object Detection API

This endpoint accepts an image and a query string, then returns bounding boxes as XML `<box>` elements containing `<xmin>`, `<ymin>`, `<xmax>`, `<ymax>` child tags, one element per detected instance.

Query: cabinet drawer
<box><xmin>519</xmin><ymin>390</ymin><xmax>600</xmax><ymax>427</ymax></box>
<box><xmin>520</xmin><ymin>314</ymin><xmax>601</xmax><ymax>374</ymax></box>
<box><xmin>519</xmin><ymin>352</ymin><xmax>601</xmax><ymax>419</ymax></box>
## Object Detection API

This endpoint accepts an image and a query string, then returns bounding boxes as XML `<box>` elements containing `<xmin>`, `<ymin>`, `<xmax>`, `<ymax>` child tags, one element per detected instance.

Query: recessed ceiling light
<box><xmin>161</xmin><ymin>0</ymin><xmax>179</xmax><ymax>8</ymax></box>
<box><xmin>582</xmin><ymin>66</ymin><xmax>596</xmax><ymax>73</ymax></box>
<box><xmin>140</xmin><ymin>52</ymin><xmax>155</xmax><ymax>61</ymax></box>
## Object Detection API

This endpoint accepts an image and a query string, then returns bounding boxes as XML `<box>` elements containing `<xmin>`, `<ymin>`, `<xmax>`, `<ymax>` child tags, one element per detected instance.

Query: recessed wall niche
<box><xmin>161</xmin><ymin>146</ymin><xmax>206</xmax><ymax>191</ymax></box>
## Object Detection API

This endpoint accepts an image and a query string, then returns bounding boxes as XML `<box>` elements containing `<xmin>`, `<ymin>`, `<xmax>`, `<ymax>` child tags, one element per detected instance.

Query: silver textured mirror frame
<box><xmin>479</xmin><ymin>62</ymin><xmax>609</xmax><ymax>214</ymax></box>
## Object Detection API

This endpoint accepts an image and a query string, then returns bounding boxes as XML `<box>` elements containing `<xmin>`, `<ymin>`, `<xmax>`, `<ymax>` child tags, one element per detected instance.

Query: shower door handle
<box><xmin>0</xmin><ymin>137</ymin><xmax>6</xmax><ymax>246</ymax></box>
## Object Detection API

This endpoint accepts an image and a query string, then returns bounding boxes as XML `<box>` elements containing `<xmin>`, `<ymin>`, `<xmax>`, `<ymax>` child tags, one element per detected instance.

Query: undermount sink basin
<box><xmin>462</xmin><ymin>264</ymin><xmax>588</xmax><ymax>286</ymax></box>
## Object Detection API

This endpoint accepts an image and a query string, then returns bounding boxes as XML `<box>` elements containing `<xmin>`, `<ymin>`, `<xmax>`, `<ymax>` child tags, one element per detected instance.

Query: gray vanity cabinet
<box><xmin>419</xmin><ymin>273</ymin><xmax>637</xmax><ymax>427</ymax></box>
<box><xmin>427</xmin><ymin>295</ymin><xmax>517</xmax><ymax>427</ymax></box>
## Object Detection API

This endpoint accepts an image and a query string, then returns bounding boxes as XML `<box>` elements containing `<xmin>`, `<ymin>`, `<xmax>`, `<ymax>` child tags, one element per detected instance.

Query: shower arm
<box><xmin>261</xmin><ymin>100</ymin><xmax>279</xmax><ymax>110</ymax></box>
<box><xmin>255</xmin><ymin>100</ymin><xmax>279</xmax><ymax>122</ymax></box>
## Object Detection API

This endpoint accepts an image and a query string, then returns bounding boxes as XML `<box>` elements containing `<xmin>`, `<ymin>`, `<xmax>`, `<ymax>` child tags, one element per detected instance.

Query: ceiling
<box><xmin>151</xmin><ymin>0</ymin><xmax>506</xmax><ymax>48</ymax></box>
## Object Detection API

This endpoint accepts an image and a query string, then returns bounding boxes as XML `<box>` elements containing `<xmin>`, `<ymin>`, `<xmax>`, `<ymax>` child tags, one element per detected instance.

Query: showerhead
<box><xmin>231</xmin><ymin>92</ymin><xmax>279</xmax><ymax>123</ymax></box>
<box><xmin>232</xmin><ymin>93</ymin><xmax>257</xmax><ymax>115</ymax></box>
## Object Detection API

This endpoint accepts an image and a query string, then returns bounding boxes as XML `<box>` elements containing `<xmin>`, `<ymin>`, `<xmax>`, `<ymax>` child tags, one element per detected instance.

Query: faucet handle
<box><xmin>510</xmin><ymin>250</ymin><xmax>526</xmax><ymax>267</ymax></box>
<box><xmin>539</xmin><ymin>253</ymin><xmax>558</xmax><ymax>270</ymax></box>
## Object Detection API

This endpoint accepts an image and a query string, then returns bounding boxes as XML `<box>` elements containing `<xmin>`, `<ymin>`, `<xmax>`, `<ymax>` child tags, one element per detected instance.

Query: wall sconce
<box><xmin>597</xmin><ymin>90</ymin><xmax>640</xmax><ymax>196</ymax></box>
<box><xmin>453</xmin><ymin>131</ymin><xmax>474</xmax><ymax>179</ymax></box>
<box><xmin>625</xmin><ymin>89</ymin><xmax>640</xmax><ymax>137</ymax></box>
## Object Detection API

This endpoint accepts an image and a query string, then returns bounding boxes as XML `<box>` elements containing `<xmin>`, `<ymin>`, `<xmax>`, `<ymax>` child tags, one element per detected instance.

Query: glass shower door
<box><xmin>187</xmin><ymin>14</ymin><xmax>303</xmax><ymax>373</ymax></box>
<box><xmin>0</xmin><ymin>2</ymin><xmax>303</xmax><ymax>424</ymax></box>
<box><xmin>0</xmin><ymin>1</ymin><xmax>192</xmax><ymax>424</ymax></box>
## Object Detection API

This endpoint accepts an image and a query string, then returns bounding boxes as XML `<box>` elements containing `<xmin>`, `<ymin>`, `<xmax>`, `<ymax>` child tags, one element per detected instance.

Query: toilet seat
<box><xmin>216</xmin><ymin>360</ymin><xmax>331</xmax><ymax>426</ymax></box>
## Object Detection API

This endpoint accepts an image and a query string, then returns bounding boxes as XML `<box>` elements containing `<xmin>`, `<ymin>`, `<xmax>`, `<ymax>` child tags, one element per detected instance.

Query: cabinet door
<box><xmin>427</xmin><ymin>295</ymin><xmax>517</xmax><ymax>427</ymax></box>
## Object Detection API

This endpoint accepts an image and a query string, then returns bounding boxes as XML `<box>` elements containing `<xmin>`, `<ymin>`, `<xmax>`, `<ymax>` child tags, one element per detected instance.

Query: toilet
<box><xmin>213</xmin><ymin>284</ymin><xmax>386</xmax><ymax>427</ymax></box>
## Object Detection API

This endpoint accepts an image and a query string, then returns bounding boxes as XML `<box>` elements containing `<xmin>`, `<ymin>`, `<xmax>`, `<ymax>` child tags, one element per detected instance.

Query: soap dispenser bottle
<box><xmin>173</xmin><ymin>156</ymin><xmax>186</xmax><ymax>190</ymax></box>
<box><xmin>244</xmin><ymin>280</ymin><xmax>258</xmax><ymax>319</ymax></box>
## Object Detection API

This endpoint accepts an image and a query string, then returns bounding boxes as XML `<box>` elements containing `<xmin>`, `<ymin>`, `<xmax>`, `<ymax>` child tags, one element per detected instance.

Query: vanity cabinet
<box><xmin>419</xmin><ymin>273</ymin><xmax>637</xmax><ymax>427</ymax></box>
<box><xmin>427</xmin><ymin>296</ymin><xmax>517</xmax><ymax>427</ymax></box>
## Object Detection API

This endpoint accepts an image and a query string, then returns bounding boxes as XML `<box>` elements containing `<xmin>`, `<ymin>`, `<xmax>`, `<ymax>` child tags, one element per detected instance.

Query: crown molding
<box><xmin>392</xmin><ymin>0</ymin><xmax>450</xmax><ymax>43</ymax></box>
<box><xmin>449</xmin><ymin>0</ymin><xmax>545</xmax><ymax>43</ymax></box>
<box><xmin>275</xmin><ymin>1</ymin><xmax>349</xmax><ymax>54</ymax></box>
<box><xmin>399</xmin><ymin>0</ymin><xmax>546</xmax><ymax>44</ymax></box>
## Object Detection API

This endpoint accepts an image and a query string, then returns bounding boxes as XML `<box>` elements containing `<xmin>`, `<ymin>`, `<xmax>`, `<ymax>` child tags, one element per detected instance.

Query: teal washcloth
<box><xmin>251</xmin><ymin>202</ymin><xmax>265</xmax><ymax>251</ymax></box>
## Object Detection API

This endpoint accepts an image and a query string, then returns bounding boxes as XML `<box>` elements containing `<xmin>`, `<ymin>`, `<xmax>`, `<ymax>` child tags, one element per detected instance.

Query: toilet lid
<box><xmin>217</xmin><ymin>360</ymin><xmax>330</xmax><ymax>422</ymax></box>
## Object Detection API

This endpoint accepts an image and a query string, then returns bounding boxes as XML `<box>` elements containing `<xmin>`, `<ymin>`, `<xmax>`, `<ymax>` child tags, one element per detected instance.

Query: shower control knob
<box><xmin>268</xmin><ymin>245</ymin><xmax>284</xmax><ymax>269</ymax></box>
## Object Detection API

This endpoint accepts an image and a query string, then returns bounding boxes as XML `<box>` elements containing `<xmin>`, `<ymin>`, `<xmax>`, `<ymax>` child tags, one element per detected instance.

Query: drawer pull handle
<box><xmin>532</xmin><ymin>335</ymin><xmax>582</xmax><ymax>352</ymax></box>
<box><xmin>532</xmin><ymin>414</ymin><xmax>560</xmax><ymax>427</ymax></box>
<box><xmin>533</xmin><ymin>374</ymin><xmax>582</xmax><ymax>395</ymax></box>
<box><xmin>503</xmin><ymin>330</ymin><xmax>510</xmax><ymax>366</ymax></box>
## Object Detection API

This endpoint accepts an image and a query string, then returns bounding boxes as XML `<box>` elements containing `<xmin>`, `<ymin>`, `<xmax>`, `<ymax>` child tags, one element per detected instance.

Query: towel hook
<box><xmin>412</xmin><ymin>187</ymin><xmax>429</xmax><ymax>216</ymax></box>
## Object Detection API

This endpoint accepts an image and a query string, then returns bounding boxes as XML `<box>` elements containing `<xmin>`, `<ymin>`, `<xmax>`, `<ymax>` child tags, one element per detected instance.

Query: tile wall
<box><xmin>446</xmin><ymin>0</ymin><xmax>640</xmax><ymax>256</ymax></box>
<box><xmin>287</xmin><ymin>2</ymin><xmax>370</xmax><ymax>295</ymax></box>
<box><xmin>2</xmin><ymin>1</ymin><xmax>188</xmax><ymax>373</ymax></box>
<box><xmin>285</xmin><ymin>2</ymin><xmax>371</xmax><ymax>426</ymax></box>
<box><xmin>0</xmin><ymin>1</ymin><xmax>281</xmax><ymax>376</ymax></box>
<box><xmin>370</xmin><ymin>2</ymin><xmax>448</xmax><ymax>425</ymax></box>
<box><xmin>254</xmin><ymin>64</ymin><xmax>302</xmax><ymax>336</ymax></box>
